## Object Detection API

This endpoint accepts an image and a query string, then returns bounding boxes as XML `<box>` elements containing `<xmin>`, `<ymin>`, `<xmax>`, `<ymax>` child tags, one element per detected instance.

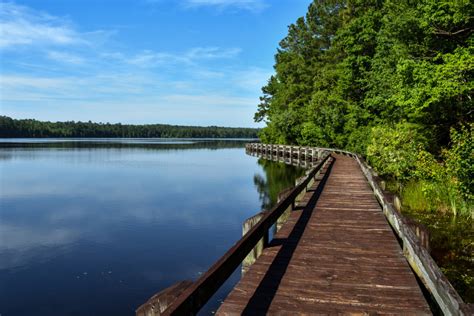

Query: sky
<box><xmin>0</xmin><ymin>0</ymin><xmax>312</xmax><ymax>127</ymax></box>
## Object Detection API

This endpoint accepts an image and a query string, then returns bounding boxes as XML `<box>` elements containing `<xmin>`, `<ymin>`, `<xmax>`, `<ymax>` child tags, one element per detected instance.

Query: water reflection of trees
<box><xmin>0</xmin><ymin>139</ymin><xmax>250</xmax><ymax>151</ymax></box>
<box><xmin>254</xmin><ymin>158</ymin><xmax>305</xmax><ymax>211</ymax></box>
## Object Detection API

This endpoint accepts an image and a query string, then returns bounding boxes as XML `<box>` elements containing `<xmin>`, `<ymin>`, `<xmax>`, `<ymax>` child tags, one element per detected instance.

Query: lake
<box><xmin>0</xmin><ymin>139</ymin><xmax>305</xmax><ymax>315</ymax></box>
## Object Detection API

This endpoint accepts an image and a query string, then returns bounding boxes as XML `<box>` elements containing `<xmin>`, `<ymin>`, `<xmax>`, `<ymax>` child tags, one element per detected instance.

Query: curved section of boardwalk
<box><xmin>218</xmin><ymin>155</ymin><xmax>431</xmax><ymax>314</ymax></box>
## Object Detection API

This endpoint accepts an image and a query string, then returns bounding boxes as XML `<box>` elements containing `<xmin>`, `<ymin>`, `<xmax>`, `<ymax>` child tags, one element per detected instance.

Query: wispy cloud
<box><xmin>186</xmin><ymin>47</ymin><xmax>241</xmax><ymax>59</ymax></box>
<box><xmin>0</xmin><ymin>2</ymin><xmax>84</xmax><ymax>49</ymax></box>
<box><xmin>46</xmin><ymin>50</ymin><xmax>85</xmax><ymax>65</ymax></box>
<box><xmin>231</xmin><ymin>67</ymin><xmax>272</xmax><ymax>91</ymax></box>
<box><xmin>0</xmin><ymin>75</ymin><xmax>67</xmax><ymax>90</ymax></box>
<box><xmin>125</xmin><ymin>50</ymin><xmax>188</xmax><ymax>67</ymax></box>
<box><xmin>183</xmin><ymin>0</ymin><xmax>267</xmax><ymax>12</ymax></box>
<box><xmin>123</xmin><ymin>47</ymin><xmax>241</xmax><ymax>68</ymax></box>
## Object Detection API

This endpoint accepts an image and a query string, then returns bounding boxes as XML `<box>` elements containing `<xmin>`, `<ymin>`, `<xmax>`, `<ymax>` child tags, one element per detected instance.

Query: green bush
<box><xmin>444</xmin><ymin>123</ymin><xmax>474</xmax><ymax>202</ymax></box>
<box><xmin>395</xmin><ymin>124</ymin><xmax>473</xmax><ymax>217</ymax></box>
<box><xmin>366</xmin><ymin>123</ymin><xmax>427</xmax><ymax>181</ymax></box>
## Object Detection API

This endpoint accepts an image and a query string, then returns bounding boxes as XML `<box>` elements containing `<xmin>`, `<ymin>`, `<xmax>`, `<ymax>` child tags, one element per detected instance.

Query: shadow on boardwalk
<box><xmin>242</xmin><ymin>159</ymin><xmax>334</xmax><ymax>315</ymax></box>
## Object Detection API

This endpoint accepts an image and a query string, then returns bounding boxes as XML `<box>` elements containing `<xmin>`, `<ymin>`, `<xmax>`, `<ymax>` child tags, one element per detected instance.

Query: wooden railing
<box><xmin>247</xmin><ymin>143</ymin><xmax>473</xmax><ymax>316</ymax></box>
<box><xmin>155</xmin><ymin>151</ymin><xmax>333</xmax><ymax>315</ymax></box>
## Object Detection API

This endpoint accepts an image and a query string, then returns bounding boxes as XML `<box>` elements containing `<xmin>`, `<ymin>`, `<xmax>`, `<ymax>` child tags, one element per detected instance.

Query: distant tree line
<box><xmin>0</xmin><ymin>116</ymin><xmax>259</xmax><ymax>138</ymax></box>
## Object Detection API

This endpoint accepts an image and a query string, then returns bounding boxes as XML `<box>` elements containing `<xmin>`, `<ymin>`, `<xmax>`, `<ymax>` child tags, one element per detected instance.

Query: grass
<box><xmin>400</xmin><ymin>180</ymin><xmax>473</xmax><ymax>217</ymax></box>
<box><xmin>401</xmin><ymin>181</ymin><xmax>431</xmax><ymax>212</ymax></box>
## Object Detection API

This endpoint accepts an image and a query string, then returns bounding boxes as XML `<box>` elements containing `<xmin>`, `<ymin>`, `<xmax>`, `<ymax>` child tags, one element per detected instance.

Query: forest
<box><xmin>256</xmin><ymin>0</ymin><xmax>472</xmax><ymax>216</ymax></box>
<box><xmin>0</xmin><ymin>116</ymin><xmax>259</xmax><ymax>139</ymax></box>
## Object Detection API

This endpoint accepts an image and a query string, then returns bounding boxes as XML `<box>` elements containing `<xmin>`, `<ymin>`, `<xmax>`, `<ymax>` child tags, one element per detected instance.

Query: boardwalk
<box><xmin>217</xmin><ymin>155</ymin><xmax>431</xmax><ymax>314</ymax></box>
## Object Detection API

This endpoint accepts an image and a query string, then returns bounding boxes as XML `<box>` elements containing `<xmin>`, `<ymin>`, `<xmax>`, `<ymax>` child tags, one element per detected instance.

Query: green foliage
<box><xmin>0</xmin><ymin>116</ymin><xmax>259</xmax><ymax>139</ymax></box>
<box><xmin>444</xmin><ymin>123</ymin><xmax>474</xmax><ymax>202</ymax></box>
<box><xmin>366</xmin><ymin>123</ymin><xmax>427</xmax><ymax>180</ymax></box>
<box><xmin>366</xmin><ymin>123</ymin><xmax>473</xmax><ymax>216</ymax></box>
<box><xmin>413</xmin><ymin>150</ymin><xmax>444</xmax><ymax>181</ymax></box>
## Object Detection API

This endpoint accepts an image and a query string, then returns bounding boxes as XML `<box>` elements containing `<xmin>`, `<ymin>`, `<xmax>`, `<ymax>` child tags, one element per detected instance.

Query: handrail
<box><xmin>246</xmin><ymin>143</ymin><xmax>472</xmax><ymax>315</ymax></box>
<box><xmin>161</xmin><ymin>151</ymin><xmax>332</xmax><ymax>315</ymax></box>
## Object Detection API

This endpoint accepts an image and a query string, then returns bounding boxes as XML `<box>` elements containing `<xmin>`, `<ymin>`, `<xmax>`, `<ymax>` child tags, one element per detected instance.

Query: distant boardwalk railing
<box><xmin>136</xmin><ymin>143</ymin><xmax>472</xmax><ymax>316</ymax></box>
<box><xmin>245</xmin><ymin>143</ymin><xmax>331</xmax><ymax>168</ymax></box>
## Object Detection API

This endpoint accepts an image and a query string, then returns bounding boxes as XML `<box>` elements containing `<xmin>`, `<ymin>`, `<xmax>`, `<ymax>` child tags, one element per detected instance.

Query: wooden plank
<box><xmin>218</xmin><ymin>155</ymin><xmax>431</xmax><ymax>315</ymax></box>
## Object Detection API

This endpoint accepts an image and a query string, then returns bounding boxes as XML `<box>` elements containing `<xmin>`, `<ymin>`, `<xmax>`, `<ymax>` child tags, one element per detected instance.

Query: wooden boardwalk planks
<box><xmin>217</xmin><ymin>155</ymin><xmax>431</xmax><ymax>315</ymax></box>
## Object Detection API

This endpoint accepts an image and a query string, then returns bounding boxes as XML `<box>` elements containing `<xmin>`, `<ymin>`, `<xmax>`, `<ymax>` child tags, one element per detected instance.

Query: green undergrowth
<box><xmin>402</xmin><ymin>205</ymin><xmax>474</xmax><ymax>303</ymax></box>
<box><xmin>401</xmin><ymin>181</ymin><xmax>473</xmax><ymax>217</ymax></box>
<box><xmin>385</xmin><ymin>179</ymin><xmax>473</xmax><ymax>303</ymax></box>
<box><xmin>370</xmin><ymin>123</ymin><xmax>473</xmax><ymax>218</ymax></box>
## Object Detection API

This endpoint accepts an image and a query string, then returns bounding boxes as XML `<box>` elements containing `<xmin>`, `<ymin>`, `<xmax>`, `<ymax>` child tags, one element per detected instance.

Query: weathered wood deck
<box><xmin>217</xmin><ymin>155</ymin><xmax>431</xmax><ymax>314</ymax></box>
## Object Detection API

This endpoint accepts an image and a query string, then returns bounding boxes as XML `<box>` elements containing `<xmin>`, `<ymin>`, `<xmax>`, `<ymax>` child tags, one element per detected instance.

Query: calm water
<box><xmin>0</xmin><ymin>139</ymin><xmax>304</xmax><ymax>315</ymax></box>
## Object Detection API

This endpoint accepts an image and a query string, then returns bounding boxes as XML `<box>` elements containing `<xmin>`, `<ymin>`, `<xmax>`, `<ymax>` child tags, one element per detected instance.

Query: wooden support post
<box><xmin>136</xmin><ymin>281</ymin><xmax>193</xmax><ymax>316</ymax></box>
<box><xmin>241</xmin><ymin>211</ymin><xmax>268</xmax><ymax>275</ymax></box>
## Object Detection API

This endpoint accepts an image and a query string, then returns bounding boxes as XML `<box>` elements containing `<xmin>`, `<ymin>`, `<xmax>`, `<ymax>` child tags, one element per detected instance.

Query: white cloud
<box><xmin>126</xmin><ymin>50</ymin><xmax>188</xmax><ymax>67</ymax></box>
<box><xmin>0</xmin><ymin>73</ymin><xmax>255</xmax><ymax>108</ymax></box>
<box><xmin>0</xmin><ymin>75</ymin><xmax>67</xmax><ymax>90</ymax></box>
<box><xmin>186</xmin><ymin>47</ymin><xmax>241</xmax><ymax>59</ymax></box>
<box><xmin>0</xmin><ymin>73</ymin><xmax>155</xmax><ymax>101</ymax></box>
<box><xmin>0</xmin><ymin>2</ymin><xmax>85</xmax><ymax>49</ymax></box>
<box><xmin>123</xmin><ymin>47</ymin><xmax>241</xmax><ymax>68</ymax></box>
<box><xmin>162</xmin><ymin>93</ymin><xmax>254</xmax><ymax>107</ymax></box>
<box><xmin>46</xmin><ymin>50</ymin><xmax>85</xmax><ymax>65</ymax></box>
<box><xmin>231</xmin><ymin>67</ymin><xmax>272</xmax><ymax>91</ymax></box>
<box><xmin>183</xmin><ymin>0</ymin><xmax>267</xmax><ymax>12</ymax></box>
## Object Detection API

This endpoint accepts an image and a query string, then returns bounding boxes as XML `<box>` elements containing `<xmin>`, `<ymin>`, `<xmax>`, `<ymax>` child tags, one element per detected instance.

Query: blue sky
<box><xmin>0</xmin><ymin>0</ymin><xmax>311</xmax><ymax>127</ymax></box>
